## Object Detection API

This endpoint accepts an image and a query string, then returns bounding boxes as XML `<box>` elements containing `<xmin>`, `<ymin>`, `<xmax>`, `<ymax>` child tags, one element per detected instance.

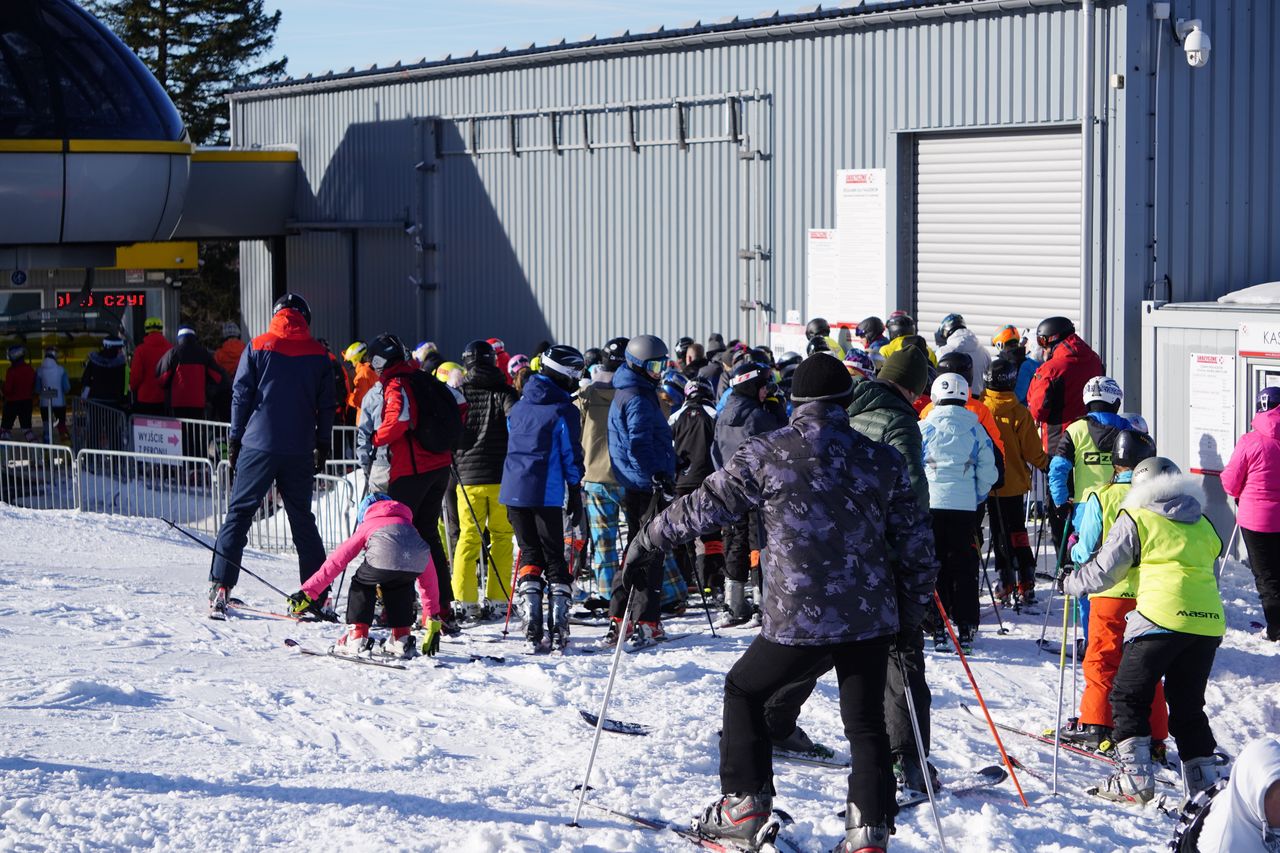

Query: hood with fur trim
<box><xmin>1121</xmin><ymin>472</ymin><xmax>1206</xmax><ymax>523</ymax></box>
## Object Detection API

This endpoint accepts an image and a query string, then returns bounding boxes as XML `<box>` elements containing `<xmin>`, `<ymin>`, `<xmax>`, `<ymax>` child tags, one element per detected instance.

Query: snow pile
<box><xmin>0</xmin><ymin>504</ymin><xmax>1276</xmax><ymax>851</ymax></box>
<box><xmin>1217</xmin><ymin>281</ymin><xmax>1280</xmax><ymax>305</ymax></box>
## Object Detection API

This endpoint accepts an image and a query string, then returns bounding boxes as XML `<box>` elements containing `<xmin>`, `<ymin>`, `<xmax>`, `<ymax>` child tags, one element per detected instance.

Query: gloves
<box><xmin>566</xmin><ymin>484</ymin><xmax>585</xmax><ymax>532</ymax></box>
<box><xmin>420</xmin><ymin>617</ymin><xmax>442</xmax><ymax>657</ymax></box>
<box><xmin>227</xmin><ymin>437</ymin><xmax>241</xmax><ymax>484</ymax></box>
<box><xmin>286</xmin><ymin>590</ymin><xmax>318</xmax><ymax>616</ymax></box>
<box><xmin>622</xmin><ymin>526</ymin><xmax>657</xmax><ymax>590</ymax></box>
<box><xmin>314</xmin><ymin>441</ymin><xmax>330</xmax><ymax>475</ymax></box>
<box><xmin>651</xmin><ymin>471</ymin><xmax>676</xmax><ymax>502</ymax></box>
<box><xmin>1053</xmin><ymin>500</ymin><xmax>1073</xmax><ymax>526</ymax></box>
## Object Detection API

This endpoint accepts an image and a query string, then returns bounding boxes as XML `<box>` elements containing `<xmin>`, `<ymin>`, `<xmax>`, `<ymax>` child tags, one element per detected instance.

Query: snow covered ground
<box><xmin>0</xmin><ymin>504</ymin><xmax>1275</xmax><ymax>852</ymax></box>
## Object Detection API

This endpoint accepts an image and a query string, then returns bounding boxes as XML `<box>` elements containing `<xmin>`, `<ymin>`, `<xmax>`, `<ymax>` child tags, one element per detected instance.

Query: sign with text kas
<box><xmin>132</xmin><ymin>417</ymin><xmax>183</xmax><ymax>457</ymax></box>
<box><xmin>1238</xmin><ymin>320</ymin><xmax>1280</xmax><ymax>359</ymax></box>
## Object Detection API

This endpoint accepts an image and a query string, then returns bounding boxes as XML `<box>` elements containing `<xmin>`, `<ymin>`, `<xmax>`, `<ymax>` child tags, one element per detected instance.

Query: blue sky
<box><xmin>266</xmin><ymin>0</ymin><xmax>775</xmax><ymax>77</ymax></box>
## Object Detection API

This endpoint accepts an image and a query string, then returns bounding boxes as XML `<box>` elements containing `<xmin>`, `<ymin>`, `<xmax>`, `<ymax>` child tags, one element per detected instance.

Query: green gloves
<box><xmin>420</xmin><ymin>617</ymin><xmax>442</xmax><ymax>657</ymax></box>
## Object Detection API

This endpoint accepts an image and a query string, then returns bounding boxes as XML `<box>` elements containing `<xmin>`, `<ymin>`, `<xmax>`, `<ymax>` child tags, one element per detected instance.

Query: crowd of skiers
<box><xmin>185</xmin><ymin>292</ymin><xmax>1278</xmax><ymax>853</ymax></box>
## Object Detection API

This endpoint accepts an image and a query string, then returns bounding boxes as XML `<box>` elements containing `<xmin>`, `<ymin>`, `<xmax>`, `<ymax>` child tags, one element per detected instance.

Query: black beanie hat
<box><xmin>879</xmin><ymin>346</ymin><xmax>930</xmax><ymax>397</ymax></box>
<box><xmin>791</xmin><ymin>353</ymin><xmax>854</xmax><ymax>403</ymax></box>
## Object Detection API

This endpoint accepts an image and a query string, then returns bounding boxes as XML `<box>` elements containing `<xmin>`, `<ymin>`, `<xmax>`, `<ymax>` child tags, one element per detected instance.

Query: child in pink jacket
<box><xmin>287</xmin><ymin>494</ymin><xmax>443</xmax><ymax>658</ymax></box>
<box><xmin>1221</xmin><ymin>389</ymin><xmax>1280</xmax><ymax>641</ymax></box>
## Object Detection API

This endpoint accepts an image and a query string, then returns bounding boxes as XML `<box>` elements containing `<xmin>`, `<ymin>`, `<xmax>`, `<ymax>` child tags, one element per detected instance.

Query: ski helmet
<box><xmin>843</xmin><ymin>348</ymin><xmax>875</xmax><ymax>377</ymax></box>
<box><xmin>624</xmin><ymin>335</ymin><xmax>669</xmax><ymax>381</ymax></box>
<box><xmin>935</xmin><ymin>313</ymin><xmax>967</xmax><ymax>347</ymax></box>
<box><xmin>462</xmin><ymin>339</ymin><xmax>497</xmax><ymax>370</ymax></box>
<box><xmin>1113</xmin><ymin>429</ymin><xmax>1158</xmax><ymax>470</ymax></box>
<box><xmin>176</xmin><ymin>327</ymin><xmax>196</xmax><ymax>340</ymax></box>
<box><xmin>436</xmin><ymin>361</ymin><xmax>463</xmax><ymax>387</ymax></box>
<box><xmin>685</xmin><ymin>377</ymin><xmax>715</xmax><ymax>403</ymax></box>
<box><xmin>674</xmin><ymin>336</ymin><xmax>695</xmax><ymax>361</ymax></box>
<box><xmin>507</xmin><ymin>353</ymin><xmax>530</xmax><ymax>377</ymax></box>
<box><xmin>991</xmin><ymin>325</ymin><xmax>1022</xmax><ymax>350</ymax></box>
<box><xmin>1083</xmin><ymin>375</ymin><xmax>1123</xmax><ymax>407</ymax></box>
<box><xmin>272</xmin><ymin>293</ymin><xmax>312</xmax><ymax>325</ymax></box>
<box><xmin>412</xmin><ymin>341</ymin><xmax>437</xmax><ymax>364</ymax></box>
<box><xmin>144</xmin><ymin>316</ymin><xmax>164</xmax><ymax>333</ymax></box>
<box><xmin>102</xmin><ymin>336</ymin><xmax>125</xmax><ymax>351</ymax></box>
<box><xmin>222</xmin><ymin>321</ymin><xmax>241</xmax><ymax>339</ymax></box>
<box><xmin>856</xmin><ymin>316</ymin><xmax>885</xmax><ymax>342</ymax></box>
<box><xmin>1121</xmin><ymin>412</ymin><xmax>1149</xmax><ymax>433</ymax></box>
<box><xmin>602</xmin><ymin>337</ymin><xmax>630</xmax><ymax>371</ymax></box>
<box><xmin>1130</xmin><ymin>456</ymin><xmax>1180</xmax><ymax>489</ymax></box>
<box><xmin>357</xmin><ymin>492</ymin><xmax>393</xmax><ymax>524</ymax></box>
<box><xmin>7</xmin><ymin>344</ymin><xmax>26</xmax><ymax>361</ymax></box>
<box><xmin>583</xmin><ymin>347</ymin><xmax>604</xmax><ymax>372</ymax></box>
<box><xmin>805</xmin><ymin>317</ymin><xmax>830</xmax><ymax>340</ymax></box>
<box><xmin>1257</xmin><ymin>386</ymin><xmax>1280</xmax><ymax>413</ymax></box>
<box><xmin>541</xmin><ymin>344</ymin><xmax>585</xmax><ymax>391</ymax></box>
<box><xmin>342</xmin><ymin>341</ymin><xmax>367</xmax><ymax>364</ymax></box>
<box><xmin>886</xmin><ymin>313</ymin><xmax>916</xmax><ymax>340</ymax></box>
<box><xmin>984</xmin><ymin>356</ymin><xmax>1019</xmax><ymax>392</ymax></box>
<box><xmin>729</xmin><ymin>361</ymin><xmax>772</xmax><ymax>398</ymax></box>
<box><xmin>776</xmin><ymin>351</ymin><xmax>802</xmax><ymax>371</ymax></box>
<box><xmin>368</xmin><ymin>333</ymin><xmax>408</xmax><ymax>373</ymax></box>
<box><xmin>1035</xmin><ymin>316</ymin><xmax>1075</xmax><ymax>350</ymax></box>
<box><xmin>487</xmin><ymin>337</ymin><xmax>506</xmax><ymax>354</ymax></box>
<box><xmin>937</xmin><ymin>351</ymin><xmax>974</xmax><ymax>385</ymax></box>
<box><xmin>661</xmin><ymin>369</ymin><xmax>688</xmax><ymax>408</ymax></box>
<box><xmin>753</xmin><ymin>345</ymin><xmax>775</xmax><ymax>367</ymax></box>
<box><xmin>931</xmin><ymin>372</ymin><xmax>970</xmax><ymax>405</ymax></box>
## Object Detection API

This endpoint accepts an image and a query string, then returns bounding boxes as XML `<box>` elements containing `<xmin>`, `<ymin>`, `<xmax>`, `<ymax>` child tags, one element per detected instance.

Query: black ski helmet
<box><xmin>462</xmin><ymin>339</ymin><xmax>497</xmax><ymax>369</ymax></box>
<box><xmin>984</xmin><ymin>356</ymin><xmax>1018</xmax><ymax>392</ymax></box>
<box><xmin>674</xmin><ymin>336</ymin><xmax>695</xmax><ymax>361</ymax></box>
<box><xmin>1257</xmin><ymin>386</ymin><xmax>1280</xmax><ymax>413</ymax></box>
<box><xmin>937</xmin><ymin>351</ymin><xmax>974</xmax><ymax>385</ymax></box>
<box><xmin>624</xmin><ymin>335</ymin><xmax>669</xmax><ymax>381</ymax></box>
<box><xmin>856</xmin><ymin>316</ymin><xmax>885</xmax><ymax>342</ymax></box>
<box><xmin>685</xmin><ymin>377</ymin><xmax>715</xmax><ymax>403</ymax></box>
<box><xmin>368</xmin><ymin>333</ymin><xmax>408</xmax><ymax>373</ymax></box>
<box><xmin>540</xmin><ymin>344</ymin><xmax>585</xmax><ymax>391</ymax></box>
<box><xmin>729</xmin><ymin>361</ymin><xmax>772</xmax><ymax>398</ymax></box>
<box><xmin>272</xmin><ymin>292</ymin><xmax>312</xmax><ymax>325</ymax></box>
<box><xmin>806</xmin><ymin>336</ymin><xmax>831</xmax><ymax>356</ymax></box>
<box><xmin>1036</xmin><ymin>317</ymin><xmax>1076</xmax><ymax>350</ymax></box>
<box><xmin>886</xmin><ymin>313</ymin><xmax>916</xmax><ymax>340</ymax></box>
<box><xmin>583</xmin><ymin>347</ymin><xmax>604</xmax><ymax>372</ymax></box>
<box><xmin>935</xmin><ymin>313</ymin><xmax>966</xmax><ymax>347</ymax></box>
<box><xmin>1113</xmin><ymin>429</ymin><xmax>1157</xmax><ymax>470</ymax></box>
<box><xmin>602</xmin><ymin>336</ymin><xmax>629</xmax><ymax>370</ymax></box>
<box><xmin>805</xmin><ymin>317</ymin><xmax>830</xmax><ymax>340</ymax></box>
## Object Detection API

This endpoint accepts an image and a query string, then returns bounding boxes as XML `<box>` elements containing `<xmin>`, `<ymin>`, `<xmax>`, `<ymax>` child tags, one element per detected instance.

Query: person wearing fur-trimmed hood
<box><xmin>1062</xmin><ymin>457</ymin><xmax>1227</xmax><ymax>808</ymax></box>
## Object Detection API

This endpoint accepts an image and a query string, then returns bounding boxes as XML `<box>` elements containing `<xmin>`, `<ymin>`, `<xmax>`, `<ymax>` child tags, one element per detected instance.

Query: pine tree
<box><xmin>87</xmin><ymin>0</ymin><xmax>286</xmax><ymax>145</ymax></box>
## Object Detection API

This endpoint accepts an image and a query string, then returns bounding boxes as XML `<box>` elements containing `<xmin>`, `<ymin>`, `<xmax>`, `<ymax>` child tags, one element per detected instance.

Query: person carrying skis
<box><xmin>208</xmin><ymin>294</ymin><xmax>334</xmax><ymax>618</ymax></box>
<box><xmin>576</xmin><ymin>337</ymin><xmax>628</xmax><ymax>604</ymax></box>
<box><xmin>34</xmin><ymin>347</ymin><xmax>70</xmax><ymax>441</ymax></box>
<box><xmin>604</xmin><ymin>335</ymin><xmax>678</xmax><ymax>649</ymax></box>
<box><xmin>285</xmin><ymin>493</ymin><xmax>443</xmax><ymax>659</ymax></box>
<box><xmin>982</xmin><ymin>357</ymin><xmax>1049</xmax><ymax>606</ymax></box>
<box><xmin>130</xmin><ymin>316</ymin><xmax>171</xmax><ymax>416</ymax></box>
<box><xmin>1062</xmin><ymin>457</ymin><xmax>1227</xmax><ymax>805</ymax></box>
<box><xmin>668</xmin><ymin>377</ymin><xmax>723</xmax><ymax>598</ymax></box>
<box><xmin>1057</xmin><ymin>428</ymin><xmax>1169</xmax><ymax>755</ymax></box>
<box><xmin>712</xmin><ymin>359</ymin><xmax>788</xmax><ymax>627</ymax></box>
<box><xmin>1</xmin><ymin>345</ymin><xmax>36</xmax><ymax>441</ymax></box>
<box><xmin>627</xmin><ymin>353</ymin><xmax>938</xmax><ymax>853</ymax></box>
<box><xmin>499</xmin><ymin>345</ymin><xmax>586</xmax><ymax>652</ymax></box>
<box><xmin>451</xmin><ymin>339</ymin><xmax>519</xmax><ymax>622</ymax></box>
<box><xmin>920</xmin><ymin>372</ymin><xmax>999</xmax><ymax>652</ymax></box>
<box><xmin>1220</xmin><ymin>386</ymin><xmax>1280</xmax><ymax>642</ymax></box>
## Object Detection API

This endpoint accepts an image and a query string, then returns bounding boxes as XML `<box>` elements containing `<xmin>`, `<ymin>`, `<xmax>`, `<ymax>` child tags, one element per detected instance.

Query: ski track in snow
<box><xmin>0</xmin><ymin>505</ymin><xmax>1275</xmax><ymax>851</ymax></box>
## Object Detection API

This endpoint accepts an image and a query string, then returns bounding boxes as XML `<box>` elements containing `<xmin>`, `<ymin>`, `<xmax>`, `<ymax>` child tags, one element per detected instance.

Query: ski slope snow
<box><xmin>0</xmin><ymin>504</ymin><xmax>1275</xmax><ymax>851</ymax></box>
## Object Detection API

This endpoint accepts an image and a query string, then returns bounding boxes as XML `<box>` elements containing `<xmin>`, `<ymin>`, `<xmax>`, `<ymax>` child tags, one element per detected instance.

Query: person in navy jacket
<box><xmin>499</xmin><ymin>346</ymin><xmax>586</xmax><ymax>651</ymax></box>
<box><xmin>207</xmin><ymin>294</ymin><xmax>335</xmax><ymax>619</ymax></box>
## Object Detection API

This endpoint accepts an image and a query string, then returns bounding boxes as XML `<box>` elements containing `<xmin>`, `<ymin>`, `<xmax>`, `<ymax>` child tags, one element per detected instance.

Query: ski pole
<box><xmin>1071</xmin><ymin>597</ymin><xmax>1080</xmax><ymax>724</ymax></box>
<box><xmin>934</xmin><ymin>591</ymin><xmax>1029</xmax><ymax>807</ymax></box>
<box><xmin>163</xmin><ymin>518</ymin><xmax>290</xmax><ymax>600</ymax></box>
<box><xmin>1038</xmin><ymin>522</ymin><xmax>1073</xmax><ymax>650</ymax></box>
<box><xmin>450</xmin><ymin>462</ymin><xmax>511</xmax><ymax>601</ymax></box>
<box><xmin>980</xmin><ymin>534</ymin><xmax>1009</xmax><ymax>635</ymax></box>
<box><xmin>1052</xmin><ymin>594</ymin><xmax>1071</xmax><ymax>796</ymax></box>
<box><xmin>570</xmin><ymin>587</ymin><xmax>636</xmax><ymax>828</ymax></box>
<box><xmin>896</xmin><ymin>648</ymin><xmax>948</xmax><ymax>853</ymax></box>
<box><xmin>1215</xmin><ymin>521</ymin><xmax>1240</xmax><ymax>581</ymax></box>
<box><xmin>502</xmin><ymin>551</ymin><xmax>519</xmax><ymax>639</ymax></box>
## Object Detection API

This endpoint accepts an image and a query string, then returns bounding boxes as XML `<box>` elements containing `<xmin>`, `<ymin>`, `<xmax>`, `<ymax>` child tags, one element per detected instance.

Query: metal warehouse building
<box><xmin>227</xmin><ymin>0</ymin><xmax>1280</xmax><ymax>401</ymax></box>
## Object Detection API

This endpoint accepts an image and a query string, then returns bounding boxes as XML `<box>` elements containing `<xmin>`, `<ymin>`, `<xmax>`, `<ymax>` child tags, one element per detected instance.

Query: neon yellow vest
<box><xmin>1083</xmin><ymin>482</ymin><xmax>1134</xmax><ymax>600</ymax></box>
<box><xmin>1123</xmin><ymin>507</ymin><xmax>1224</xmax><ymax>637</ymax></box>
<box><xmin>1066</xmin><ymin>419</ymin><xmax>1111</xmax><ymax>501</ymax></box>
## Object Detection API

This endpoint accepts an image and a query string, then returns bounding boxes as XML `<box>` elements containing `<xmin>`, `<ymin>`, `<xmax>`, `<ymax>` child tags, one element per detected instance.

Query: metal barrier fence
<box><xmin>76</xmin><ymin>449</ymin><xmax>220</xmax><ymax>538</ymax></box>
<box><xmin>332</xmin><ymin>425</ymin><xmax>359</xmax><ymax>461</ymax></box>
<box><xmin>69</xmin><ymin>398</ymin><xmax>131</xmax><ymax>454</ymax></box>
<box><xmin>0</xmin><ymin>441</ymin><xmax>77</xmax><ymax>510</ymax></box>
<box><xmin>174</xmin><ymin>417</ymin><xmax>232</xmax><ymax>466</ymax></box>
<box><xmin>215</xmin><ymin>462</ymin><xmax>355</xmax><ymax>553</ymax></box>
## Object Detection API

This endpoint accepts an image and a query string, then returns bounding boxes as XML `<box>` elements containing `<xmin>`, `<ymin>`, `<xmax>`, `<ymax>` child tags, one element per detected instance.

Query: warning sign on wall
<box><xmin>1188</xmin><ymin>353</ymin><xmax>1235</xmax><ymax>475</ymax></box>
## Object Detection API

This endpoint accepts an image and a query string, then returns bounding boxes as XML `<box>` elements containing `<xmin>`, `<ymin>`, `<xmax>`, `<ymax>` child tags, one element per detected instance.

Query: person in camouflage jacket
<box><xmin>628</xmin><ymin>354</ymin><xmax>938</xmax><ymax>850</ymax></box>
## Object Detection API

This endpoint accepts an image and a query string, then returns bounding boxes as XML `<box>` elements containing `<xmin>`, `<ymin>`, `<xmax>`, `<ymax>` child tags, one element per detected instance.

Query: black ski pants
<box><xmin>671</xmin><ymin>483</ymin><xmax>722</xmax><ymax>591</ymax></box>
<box><xmin>2</xmin><ymin>400</ymin><xmax>33</xmax><ymax>430</ymax></box>
<box><xmin>608</xmin><ymin>488</ymin><xmax>666</xmax><ymax>623</ymax></box>
<box><xmin>721</xmin><ymin>633</ymin><xmax>896</xmax><ymax>824</ymax></box>
<box><xmin>987</xmin><ymin>495</ymin><xmax>1035</xmax><ymax>589</ymax></box>
<box><xmin>509</xmin><ymin>505</ymin><xmax>570</xmax><ymax>587</ymax></box>
<box><xmin>346</xmin><ymin>562</ymin><xmax>417</xmax><ymax>629</ymax></box>
<box><xmin>932</xmin><ymin>509</ymin><xmax>980</xmax><ymax>628</ymax></box>
<box><xmin>723</xmin><ymin>513</ymin><xmax>760</xmax><ymax>585</ymax></box>
<box><xmin>1241</xmin><ymin>528</ymin><xmax>1280</xmax><ymax>640</ymax></box>
<box><xmin>1110</xmin><ymin>631</ymin><xmax>1220</xmax><ymax>760</ymax></box>
<box><xmin>388</xmin><ymin>466</ymin><xmax>453</xmax><ymax>611</ymax></box>
<box><xmin>762</xmin><ymin>630</ymin><xmax>931</xmax><ymax>758</ymax></box>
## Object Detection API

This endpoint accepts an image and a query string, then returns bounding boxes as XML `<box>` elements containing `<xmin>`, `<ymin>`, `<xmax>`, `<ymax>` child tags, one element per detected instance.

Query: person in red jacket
<box><xmin>2</xmin><ymin>345</ymin><xmax>37</xmax><ymax>440</ymax></box>
<box><xmin>157</xmin><ymin>328</ymin><xmax>228</xmax><ymax>420</ymax></box>
<box><xmin>131</xmin><ymin>317</ymin><xmax>172</xmax><ymax>415</ymax></box>
<box><xmin>369</xmin><ymin>333</ymin><xmax>460</xmax><ymax>631</ymax></box>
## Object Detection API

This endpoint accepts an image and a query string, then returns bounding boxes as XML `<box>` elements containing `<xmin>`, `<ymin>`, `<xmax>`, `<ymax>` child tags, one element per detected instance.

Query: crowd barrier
<box><xmin>69</xmin><ymin>398</ymin><xmax>131</xmax><ymax>454</ymax></box>
<box><xmin>0</xmin><ymin>441</ymin><xmax>77</xmax><ymax>511</ymax></box>
<box><xmin>214</xmin><ymin>462</ymin><xmax>355</xmax><ymax>553</ymax></box>
<box><xmin>76</xmin><ymin>449</ymin><xmax>220</xmax><ymax>538</ymax></box>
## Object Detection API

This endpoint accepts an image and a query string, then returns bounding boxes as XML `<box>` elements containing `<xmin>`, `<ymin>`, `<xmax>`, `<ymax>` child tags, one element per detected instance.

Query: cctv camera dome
<box><xmin>1182</xmin><ymin>23</ymin><xmax>1210</xmax><ymax>67</ymax></box>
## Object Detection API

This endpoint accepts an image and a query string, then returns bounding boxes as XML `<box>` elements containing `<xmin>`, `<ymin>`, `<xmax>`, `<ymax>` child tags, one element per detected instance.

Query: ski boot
<box><xmin>453</xmin><ymin>601</ymin><xmax>482</xmax><ymax>626</ymax></box>
<box><xmin>836</xmin><ymin>803</ymin><xmax>890</xmax><ymax>853</ymax></box>
<box><xmin>1181</xmin><ymin>753</ymin><xmax>1229</xmax><ymax>803</ymax></box>
<box><xmin>332</xmin><ymin>630</ymin><xmax>375</xmax><ymax>658</ymax></box>
<box><xmin>714</xmin><ymin>579</ymin><xmax>751</xmax><ymax>628</ymax></box>
<box><xmin>1062</xmin><ymin>721</ymin><xmax>1112</xmax><ymax>752</ymax></box>
<box><xmin>208</xmin><ymin>584</ymin><xmax>228</xmax><ymax>620</ymax></box>
<box><xmin>1091</xmin><ymin>735</ymin><xmax>1155</xmax><ymax>805</ymax></box>
<box><xmin>771</xmin><ymin>725</ymin><xmax>820</xmax><ymax>756</ymax></box>
<box><xmin>892</xmin><ymin>751</ymin><xmax>939</xmax><ymax>802</ymax></box>
<box><xmin>379</xmin><ymin>632</ymin><xmax>419</xmax><ymax>660</ymax></box>
<box><xmin>692</xmin><ymin>793</ymin><xmax>777</xmax><ymax>850</ymax></box>
<box><xmin>625</xmin><ymin>620</ymin><xmax>666</xmax><ymax>651</ymax></box>
<box><xmin>548</xmin><ymin>582</ymin><xmax>572</xmax><ymax>652</ymax></box>
<box><xmin>957</xmin><ymin>624</ymin><xmax>976</xmax><ymax>654</ymax></box>
<box><xmin>1018</xmin><ymin>581</ymin><xmax>1037</xmax><ymax>606</ymax></box>
<box><xmin>931</xmin><ymin>627</ymin><xmax>950</xmax><ymax>653</ymax></box>
<box><xmin>518</xmin><ymin>576</ymin><xmax>545</xmax><ymax>652</ymax></box>
<box><xmin>597</xmin><ymin>616</ymin><xmax>625</xmax><ymax>649</ymax></box>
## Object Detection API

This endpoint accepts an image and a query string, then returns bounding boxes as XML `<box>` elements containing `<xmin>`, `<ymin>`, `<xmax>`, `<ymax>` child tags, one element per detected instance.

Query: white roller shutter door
<box><xmin>914</xmin><ymin>130</ymin><xmax>1081</xmax><ymax>347</ymax></box>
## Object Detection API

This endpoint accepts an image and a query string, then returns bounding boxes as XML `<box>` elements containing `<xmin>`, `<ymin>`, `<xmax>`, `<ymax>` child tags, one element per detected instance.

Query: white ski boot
<box><xmin>1092</xmin><ymin>735</ymin><xmax>1155</xmax><ymax>805</ymax></box>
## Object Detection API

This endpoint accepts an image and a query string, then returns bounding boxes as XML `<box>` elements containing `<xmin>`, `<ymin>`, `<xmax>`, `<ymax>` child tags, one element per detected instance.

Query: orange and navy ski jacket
<box><xmin>130</xmin><ymin>332</ymin><xmax>172</xmax><ymax>405</ymax></box>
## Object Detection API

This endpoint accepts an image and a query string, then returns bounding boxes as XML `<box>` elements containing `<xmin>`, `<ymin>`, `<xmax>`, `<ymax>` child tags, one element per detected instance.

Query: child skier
<box><xmin>1063</xmin><ymin>457</ymin><xmax>1227</xmax><ymax>805</ymax></box>
<box><xmin>919</xmin><ymin>372</ymin><xmax>998</xmax><ymax>652</ymax></box>
<box><xmin>1049</xmin><ymin>375</ymin><xmax>1130</xmax><ymax>545</ymax></box>
<box><xmin>286</xmin><ymin>493</ymin><xmax>443</xmax><ymax>659</ymax></box>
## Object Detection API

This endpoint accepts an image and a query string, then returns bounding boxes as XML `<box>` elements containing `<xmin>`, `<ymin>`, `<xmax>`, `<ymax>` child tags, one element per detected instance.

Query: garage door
<box><xmin>914</xmin><ymin>130</ymin><xmax>1081</xmax><ymax>348</ymax></box>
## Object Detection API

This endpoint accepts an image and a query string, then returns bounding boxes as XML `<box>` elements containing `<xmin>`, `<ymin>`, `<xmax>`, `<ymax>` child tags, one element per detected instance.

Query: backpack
<box><xmin>405</xmin><ymin>370</ymin><xmax>463</xmax><ymax>453</ymax></box>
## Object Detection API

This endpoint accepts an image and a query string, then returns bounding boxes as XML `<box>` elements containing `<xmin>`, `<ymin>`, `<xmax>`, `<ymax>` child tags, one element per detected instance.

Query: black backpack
<box><xmin>405</xmin><ymin>370</ymin><xmax>463</xmax><ymax>453</ymax></box>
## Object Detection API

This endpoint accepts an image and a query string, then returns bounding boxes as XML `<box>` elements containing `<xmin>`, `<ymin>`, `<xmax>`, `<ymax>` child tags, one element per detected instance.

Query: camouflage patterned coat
<box><xmin>645</xmin><ymin>401</ymin><xmax>939</xmax><ymax>646</ymax></box>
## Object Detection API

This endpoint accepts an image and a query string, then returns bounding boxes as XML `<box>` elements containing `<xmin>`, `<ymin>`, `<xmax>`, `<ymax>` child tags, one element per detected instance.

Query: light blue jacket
<box><xmin>1069</xmin><ymin>470</ymin><xmax>1132</xmax><ymax>565</ymax></box>
<box><xmin>919</xmin><ymin>404</ymin><xmax>998</xmax><ymax>511</ymax></box>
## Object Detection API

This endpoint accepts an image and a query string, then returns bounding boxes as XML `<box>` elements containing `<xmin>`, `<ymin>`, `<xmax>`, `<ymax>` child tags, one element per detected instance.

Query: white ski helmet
<box><xmin>1083</xmin><ymin>375</ymin><xmax>1123</xmax><ymax>406</ymax></box>
<box><xmin>931</xmin><ymin>372</ymin><xmax>970</xmax><ymax>404</ymax></box>
<box><xmin>1130</xmin><ymin>455</ymin><xmax>1180</xmax><ymax>489</ymax></box>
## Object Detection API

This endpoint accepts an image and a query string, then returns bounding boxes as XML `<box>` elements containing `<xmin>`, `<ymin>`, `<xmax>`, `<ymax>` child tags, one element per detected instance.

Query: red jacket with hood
<box><xmin>1027</xmin><ymin>333</ymin><xmax>1104</xmax><ymax>451</ymax></box>
<box><xmin>131</xmin><ymin>331</ymin><xmax>172</xmax><ymax>405</ymax></box>
<box><xmin>373</xmin><ymin>360</ymin><xmax>456</xmax><ymax>480</ymax></box>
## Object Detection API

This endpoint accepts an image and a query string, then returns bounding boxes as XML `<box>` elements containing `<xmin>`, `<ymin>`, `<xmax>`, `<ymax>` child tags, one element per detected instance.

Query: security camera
<box><xmin>1176</xmin><ymin>19</ymin><xmax>1210</xmax><ymax>68</ymax></box>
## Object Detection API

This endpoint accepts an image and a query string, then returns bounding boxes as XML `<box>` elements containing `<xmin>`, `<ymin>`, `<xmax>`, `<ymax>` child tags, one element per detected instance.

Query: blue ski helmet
<box><xmin>1258</xmin><ymin>386</ymin><xmax>1280</xmax><ymax>413</ymax></box>
<box><xmin>357</xmin><ymin>492</ymin><xmax>393</xmax><ymax>524</ymax></box>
